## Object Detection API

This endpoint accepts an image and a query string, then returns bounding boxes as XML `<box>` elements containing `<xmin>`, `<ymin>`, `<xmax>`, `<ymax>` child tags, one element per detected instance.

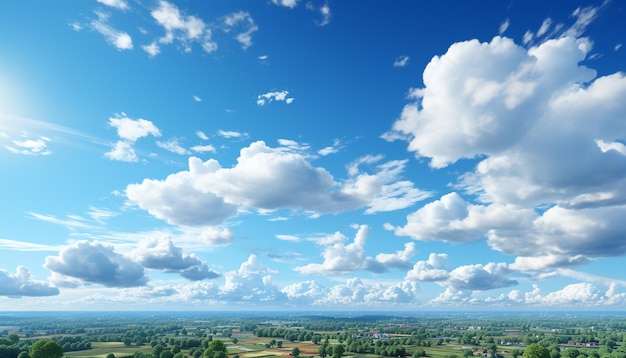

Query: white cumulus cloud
<box><xmin>45</xmin><ymin>241</ymin><xmax>148</xmax><ymax>288</ymax></box>
<box><xmin>0</xmin><ymin>266</ymin><xmax>59</xmax><ymax>297</ymax></box>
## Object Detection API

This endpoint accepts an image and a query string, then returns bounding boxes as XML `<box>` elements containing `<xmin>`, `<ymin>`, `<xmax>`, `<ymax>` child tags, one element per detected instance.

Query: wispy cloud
<box><xmin>217</xmin><ymin>130</ymin><xmax>248</xmax><ymax>139</ymax></box>
<box><xmin>220</xmin><ymin>11</ymin><xmax>258</xmax><ymax>50</ymax></box>
<box><xmin>393</xmin><ymin>55</ymin><xmax>409</xmax><ymax>68</ymax></box>
<box><xmin>28</xmin><ymin>212</ymin><xmax>96</xmax><ymax>231</ymax></box>
<box><xmin>276</xmin><ymin>234</ymin><xmax>300</xmax><ymax>242</ymax></box>
<box><xmin>96</xmin><ymin>0</ymin><xmax>130</xmax><ymax>11</ymax></box>
<box><xmin>191</xmin><ymin>144</ymin><xmax>216</xmax><ymax>153</ymax></box>
<box><xmin>317</xmin><ymin>139</ymin><xmax>342</xmax><ymax>156</ymax></box>
<box><xmin>499</xmin><ymin>18</ymin><xmax>509</xmax><ymax>35</ymax></box>
<box><xmin>91</xmin><ymin>11</ymin><xmax>133</xmax><ymax>50</ymax></box>
<box><xmin>157</xmin><ymin>138</ymin><xmax>191</xmax><ymax>155</ymax></box>
<box><xmin>306</xmin><ymin>2</ymin><xmax>331</xmax><ymax>26</ymax></box>
<box><xmin>5</xmin><ymin>136</ymin><xmax>52</xmax><ymax>156</ymax></box>
<box><xmin>0</xmin><ymin>238</ymin><xmax>63</xmax><ymax>252</ymax></box>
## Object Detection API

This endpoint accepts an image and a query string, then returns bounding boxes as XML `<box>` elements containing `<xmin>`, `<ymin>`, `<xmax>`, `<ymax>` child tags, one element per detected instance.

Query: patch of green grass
<box><xmin>64</xmin><ymin>342</ymin><xmax>152</xmax><ymax>358</ymax></box>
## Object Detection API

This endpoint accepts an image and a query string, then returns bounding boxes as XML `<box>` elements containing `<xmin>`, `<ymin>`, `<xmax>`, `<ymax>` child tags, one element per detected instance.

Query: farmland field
<box><xmin>64</xmin><ymin>342</ymin><xmax>152</xmax><ymax>357</ymax></box>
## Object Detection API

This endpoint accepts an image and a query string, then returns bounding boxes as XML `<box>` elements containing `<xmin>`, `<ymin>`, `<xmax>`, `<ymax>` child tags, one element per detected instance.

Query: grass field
<box><xmin>64</xmin><ymin>342</ymin><xmax>151</xmax><ymax>358</ymax></box>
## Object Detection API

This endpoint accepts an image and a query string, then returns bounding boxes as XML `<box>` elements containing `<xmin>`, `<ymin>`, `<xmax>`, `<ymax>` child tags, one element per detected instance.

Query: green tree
<box><xmin>7</xmin><ymin>334</ymin><xmax>19</xmax><ymax>344</ymax></box>
<box><xmin>153</xmin><ymin>345</ymin><xmax>165</xmax><ymax>358</ymax></box>
<box><xmin>319</xmin><ymin>344</ymin><xmax>328</xmax><ymax>358</ymax></box>
<box><xmin>524</xmin><ymin>344</ymin><xmax>551</xmax><ymax>358</ymax></box>
<box><xmin>232</xmin><ymin>338</ymin><xmax>238</xmax><ymax>345</ymax></box>
<box><xmin>204</xmin><ymin>339</ymin><xmax>228</xmax><ymax>358</ymax></box>
<box><xmin>30</xmin><ymin>339</ymin><xmax>63</xmax><ymax>358</ymax></box>
<box><xmin>18</xmin><ymin>352</ymin><xmax>30</xmax><ymax>358</ymax></box>
<box><xmin>277</xmin><ymin>341</ymin><xmax>283</xmax><ymax>348</ymax></box>
<box><xmin>123</xmin><ymin>337</ymin><xmax>132</xmax><ymax>346</ymax></box>
<box><xmin>333</xmin><ymin>344</ymin><xmax>345</xmax><ymax>358</ymax></box>
<box><xmin>562</xmin><ymin>349</ymin><xmax>581</xmax><ymax>358</ymax></box>
<box><xmin>106</xmin><ymin>354</ymin><xmax>116</xmax><ymax>358</ymax></box>
<box><xmin>292</xmin><ymin>347</ymin><xmax>300</xmax><ymax>358</ymax></box>
<box><xmin>161</xmin><ymin>350</ymin><xmax>175</xmax><ymax>358</ymax></box>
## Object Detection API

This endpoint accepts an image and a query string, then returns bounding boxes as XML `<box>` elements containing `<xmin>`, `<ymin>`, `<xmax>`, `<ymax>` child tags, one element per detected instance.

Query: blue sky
<box><xmin>1</xmin><ymin>0</ymin><xmax>625</xmax><ymax>311</ymax></box>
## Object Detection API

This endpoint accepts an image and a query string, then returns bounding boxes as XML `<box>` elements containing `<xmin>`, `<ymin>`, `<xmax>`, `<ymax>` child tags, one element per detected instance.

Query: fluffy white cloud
<box><xmin>485</xmin><ymin>282</ymin><xmax>626</xmax><ymax>307</ymax></box>
<box><xmin>151</xmin><ymin>1</ymin><xmax>216</xmax><ymax>53</ymax></box>
<box><xmin>45</xmin><ymin>241</ymin><xmax>148</xmax><ymax>287</ymax></box>
<box><xmin>364</xmin><ymin>280</ymin><xmax>420</xmax><ymax>303</ymax></box>
<box><xmin>296</xmin><ymin>225</ymin><xmax>378</xmax><ymax>275</ymax></box>
<box><xmin>105</xmin><ymin>116</ymin><xmax>160</xmax><ymax>161</ymax></box>
<box><xmin>0</xmin><ymin>266</ymin><xmax>59</xmax><ymax>297</ymax></box>
<box><xmin>108</xmin><ymin>116</ymin><xmax>161</xmax><ymax>142</ymax></box>
<box><xmin>386</xmin><ymin>30</ymin><xmax>626</xmax><ymax>276</ymax></box>
<box><xmin>315</xmin><ymin>278</ymin><xmax>419</xmax><ymax>307</ymax></box>
<box><xmin>133</xmin><ymin>238</ymin><xmax>218</xmax><ymax>281</ymax></box>
<box><xmin>219</xmin><ymin>254</ymin><xmax>286</xmax><ymax>302</ymax></box>
<box><xmin>142</xmin><ymin>42</ymin><xmax>160</xmax><ymax>57</ymax></box>
<box><xmin>495</xmin><ymin>205</ymin><xmax>626</xmax><ymax>270</ymax></box>
<box><xmin>429</xmin><ymin>286</ymin><xmax>474</xmax><ymax>305</ymax></box>
<box><xmin>198</xmin><ymin>227</ymin><xmax>235</xmax><ymax>246</ymax></box>
<box><xmin>133</xmin><ymin>237</ymin><xmax>197</xmax><ymax>271</ymax></box>
<box><xmin>393</xmin><ymin>193</ymin><xmax>535</xmax><ymax>243</ymax></box>
<box><xmin>386</xmin><ymin>36</ymin><xmax>598</xmax><ymax>169</ymax></box>
<box><xmin>447</xmin><ymin>262</ymin><xmax>517</xmax><ymax>291</ymax></box>
<box><xmin>405</xmin><ymin>253</ymin><xmax>450</xmax><ymax>282</ymax></box>
<box><xmin>296</xmin><ymin>225</ymin><xmax>416</xmax><ymax>275</ymax></box>
<box><xmin>126</xmin><ymin>160</ymin><xmax>239</xmax><ymax>226</ymax></box>
<box><xmin>105</xmin><ymin>140</ymin><xmax>137</xmax><ymax>162</ymax></box>
<box><xmin>406</xmin><ymin>254</ymin><xmax>516</xmax><ymax>293</ymax></box>
<box><xmin>127</xmin><ymin>141</ymin><xmax>426</xmax><ymax>226</ymax></box>
<box><xmin>375</xmin><ymin>242</ymin><xmax>416</xmax><ymax>270</ymax></box>
<box><xmin>281</xmin><ymin>280</ymin><xmax>327</xmax><ymax>304</ymax></box>
<box><xmin>271</xmin><ymin>0</ymin><xmax>298</xmax><ymax>9</ymax></box>
<box><xmin>257</xmin><ymin>90</ymin><xmax>294</xmax><ymax>106</ymax></box>
<box><xmin>387</xmin><ymin>37</ymin><xmax>626</xmax><ymax>204</ymax></box>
